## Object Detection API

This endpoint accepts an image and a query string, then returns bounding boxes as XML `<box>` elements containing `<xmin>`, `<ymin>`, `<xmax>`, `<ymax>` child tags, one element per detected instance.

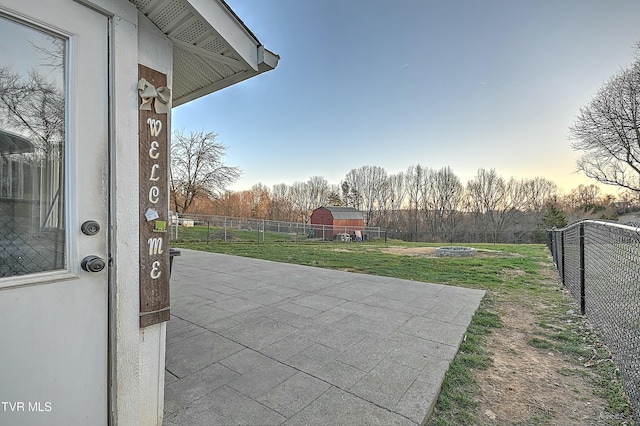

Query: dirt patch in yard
<box><xmin>381</xmin><ymin>246</ymin><xmax>515</xmax><ymax>258</ymax></box>
<box><xmin>382</xmin><ymin>246</ymin><xmax>438</xmax><ymax>256</ymax></box>
<box><xmin>475</xmin><ymin>300</ymin><xmax>612</xmax><ymax>425</ymax></box>
<box><xmin>472</xmin><ymin>266</ymin><xmax>629</xmax><ymax>425</ymax></box>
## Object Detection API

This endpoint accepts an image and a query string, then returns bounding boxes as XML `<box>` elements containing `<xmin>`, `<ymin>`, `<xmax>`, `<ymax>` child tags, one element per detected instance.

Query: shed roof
<box><xmin>318</xmin><ymin>206</ymin><xmax>365</xmax><ymax>221</ymax></box>
<box><xmin>130</xmin><ymin>0</ymin><xmax>279</xmax><ymax>107</ymax></box>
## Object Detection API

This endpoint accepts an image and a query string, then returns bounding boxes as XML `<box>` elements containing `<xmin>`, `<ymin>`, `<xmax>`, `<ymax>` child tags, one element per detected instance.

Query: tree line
<box><xmin>171</xmin><ymin>152</ymin><xmax>639</xmax><ymax>243</ymax></box>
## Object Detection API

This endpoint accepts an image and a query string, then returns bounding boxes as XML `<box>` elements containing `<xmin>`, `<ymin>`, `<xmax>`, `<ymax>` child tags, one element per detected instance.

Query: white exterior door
<box><xmin>0</xmin><ymin>1</ymin><xmax>109</xmax><ymax>425</ymax></box>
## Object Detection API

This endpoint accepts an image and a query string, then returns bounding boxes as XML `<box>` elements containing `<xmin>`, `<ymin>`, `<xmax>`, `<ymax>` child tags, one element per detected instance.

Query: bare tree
<box><xmin>564</xmin><ymin>184</ymin><xmax>602</xmax><ymax>210</ymax></box>
<box><xmin>617</xmin><ymin>188</ymin><xmax>640</xmax><ymax>211</ymax></box>
<box><xmin>327</xmin><ymin>184</ymin><xmax>343</xmax><ymax>206</ymax></box>
<box><xmin>343</xmin><ymin>166</ymin><xmax>388</xmax><ymax>225</ymax></box>
<box><xmin>0</xmin><ymin>68</ymin><xmax>64</xmax><ymax>159</ymax></box>
<box><xmin>520</xmin><ymin>177</ymin><xmax>558</xmax><ymax>213</ymax></box>
<box><xmin>514</xmin><ymin>177</ymin><xmax>559</xmax><ymax>234</ymax></box>
<box><xmin>571</xmin><ymin>51</ymin><xmax>640</xmax><ymax>192</ymax></box>
<box><xmin>284</xmin><ymin>177</ymin><xmax>337</xmax><ymax>223</ymax></box>
<box><xmin>340</xmin><ymin>180</ymin><xmax>359</xmax><ymax>208</ymax></box>
<box><xmin>289</xmin><ymin>181</ymin><xmax>314</xmax><ymax>223</ymax></box>
<box><xmin>376</xmin><ymin>171</ymin><xmax>405</xmax><ymax>230</ymax></box>
<box><xmin>0</xmin><ymin>67</ymin><xmax>65</xmax><ymax>230</ymax></box>
<box><xmin>307</xmin><ymin>176</ymin><xmax>333</xmax><ymax>209</ymax></box>
<box><xmin>170</xmin><ymin>130</ymin><xmax>240</xmax><ymax>213</ymax></box>
<box><xmin>425</xmin><ymin>166</ymin><xmax>464</xmax><ymax>242</ymax></box>
<box><xmin>270</xmin><ymin>183</ymin><xmax>296</xmax><ymax>221</ymax></box>
<box><xmin>247</xmin><ymin>183</ymin><xmax>271</xmax><ymax>218</ymax></box>
<box><xmin>404</xmin><ymin>165</ymin><xmax>426</xmax><ymax>240</ymax></box>
<box><xmin>465</xmin><ymin>168</ymin><xmax>524</xmax><ymax>243</ymax></box>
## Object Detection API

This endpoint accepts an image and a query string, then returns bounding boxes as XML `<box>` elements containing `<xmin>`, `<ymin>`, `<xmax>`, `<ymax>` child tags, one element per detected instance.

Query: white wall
<box><xmin>136</xmin><ymin>12</ymin><xmax>174</xmax><ymax>426</ymax></box>
<box><xmin>105</xmin><ymin>1</ymin><xmax>142</xmax><ymax>425</ymax></box>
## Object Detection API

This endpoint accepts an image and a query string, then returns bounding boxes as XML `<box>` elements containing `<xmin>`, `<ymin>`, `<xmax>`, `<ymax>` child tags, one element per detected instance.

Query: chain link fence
<box><xmin>548</xmin><ymin>220</ymin><xmax>640</xmax><ymax>423</ymax></box>
<box><xmin>0</xmin><ymin>199</ymin><xmax>65</xmax><ymax>277</ymax></box>
<box><xmin>386</xmin><ymin>228</ymin><xmax>547</xmax><ymax>244</ymax></box>
<box><xmin>168</xmin><ymin>214</ymin><xmax>385</xmax><ymax>243</ymax></box>
<box><xmin>168</xmin><ymin>214</ymin><xmax>547</xmax><ymax>244</ymax></box>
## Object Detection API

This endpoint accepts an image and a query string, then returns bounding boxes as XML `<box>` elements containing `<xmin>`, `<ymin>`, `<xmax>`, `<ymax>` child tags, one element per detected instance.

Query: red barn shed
<box><xmin>310</xmin><ymin>206</ymin><xmax>365</xmax><ymax>240</ymax></box>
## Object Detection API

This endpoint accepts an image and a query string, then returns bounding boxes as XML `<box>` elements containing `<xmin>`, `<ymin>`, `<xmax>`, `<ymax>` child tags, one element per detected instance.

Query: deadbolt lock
<box><xmin>81</xmin><ymin>220</ymin><xmax>101</xmax><ymax>236</ymax></box>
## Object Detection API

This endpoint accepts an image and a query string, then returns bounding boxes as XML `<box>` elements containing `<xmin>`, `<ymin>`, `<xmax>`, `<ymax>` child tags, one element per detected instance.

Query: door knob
<box><xmin>81</xmin><ymin>255</ymin><xmax>106</xmax><ymax>272</ymax></box>
<box><xmin>81</xmin><ymin>220</ymin><xmax>101</xmax><ymax>236</ymax></box>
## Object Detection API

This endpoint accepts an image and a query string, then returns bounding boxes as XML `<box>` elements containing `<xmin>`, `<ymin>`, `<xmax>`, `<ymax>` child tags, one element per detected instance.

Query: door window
<box><xmin>0</xmin><ymin>14</ymin><xmax>66</xmax><ymax>277</ymax></box>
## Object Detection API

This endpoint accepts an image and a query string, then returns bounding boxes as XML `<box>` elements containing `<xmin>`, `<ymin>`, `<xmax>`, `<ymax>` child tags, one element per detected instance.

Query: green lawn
<box><xmin>174</xmin><ymin>240</ymin><xmax>548</xmax><ymax>292</ymax></box>
<box><xmin>171</xmin><ymin>239</ymin><xmax>634</xmax><ymax>425</ymax></box>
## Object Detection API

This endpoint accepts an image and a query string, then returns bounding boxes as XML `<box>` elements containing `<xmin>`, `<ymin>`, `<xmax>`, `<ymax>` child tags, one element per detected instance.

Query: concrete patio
<box><xmin>163</xmin><ymin>249</ymin><xmax>485</xmax><ymax>425</ymax></box>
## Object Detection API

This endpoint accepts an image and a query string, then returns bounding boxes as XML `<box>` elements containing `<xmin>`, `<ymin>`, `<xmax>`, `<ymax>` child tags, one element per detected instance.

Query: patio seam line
<box><xmin>256</xmin><ymin>382</ymin><xmax>329</xmax><ymax>422</ymax></box>
<box><xmin>280</xmin><ymin>348</ymin><xmax>421</xmax><ymax>423</ymax></box>
<box><xmin>169</xmin><ymin>305</ymin><xmax>461</xmax><ymax>366</ymax></box>
<box><xmin>276</xmin><ymin>384</ymin><xmax>420</xmax><ymax>426</ymax></box>
<box><xmin>165</xmin><ymin>314</ymin><xmax>245</xmax><ymax>380</ymax></box>
<box><xmin>166</xmin><ymin>383</ymin><xmax>288</xmax><ymax>421</ymax></box>
<box><xmin>172</xmin><ymin>321</ymin><xmax>421</xmax><ymax>425</ymax></box>
<box><xmin>232</xmin><ymin>384</ymin><xmax>299</xmax><ymax>423</ymax></box>
<box><xmin>168</xmin><ymin>306</ymin><xmax>453</xmax><ymax>383</ymax></box>
<box><xmin>164</xmin><ymin>367</ymin><xmax>181</xmax><ymax>380</ymax></box>
<box><xmin>247</xmin><ymin>356</ymin><xmax>420</xmax><ymax>425</ymax></box>
<box><xmin>394</xmin><ymin>330</ymin><xmax>461</xmax><ymax>354</ymax></box>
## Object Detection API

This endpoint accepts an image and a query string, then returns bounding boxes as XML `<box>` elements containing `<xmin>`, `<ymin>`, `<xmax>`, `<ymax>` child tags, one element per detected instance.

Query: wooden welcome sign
<box><xmin>138</xmin><ymin>64</ymin><xmax>170</xmax><ymax>328</ymax></box>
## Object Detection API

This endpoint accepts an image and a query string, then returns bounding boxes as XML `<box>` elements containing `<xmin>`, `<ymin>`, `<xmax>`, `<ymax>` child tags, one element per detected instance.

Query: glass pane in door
<box><xmin>0</xmin><ymin>14</ymin><xmax>66</xmax><ymax>277</ymax></box>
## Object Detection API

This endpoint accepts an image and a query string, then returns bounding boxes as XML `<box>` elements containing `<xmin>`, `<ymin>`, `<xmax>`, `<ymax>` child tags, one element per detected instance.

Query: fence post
<box><xmin>560</xmin><ymin>230</ymin><xmax>565</xmax><ymax>286</ymax></box>
<box><xmin>579</xmin><ymin>223</ymin><xmax>586</xmax><ymax>315</ymax></box>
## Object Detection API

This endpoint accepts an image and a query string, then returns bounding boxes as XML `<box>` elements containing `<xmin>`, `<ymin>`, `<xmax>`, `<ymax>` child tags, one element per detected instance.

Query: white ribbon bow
<box><xmin>138</xmin><ymin>78</ymin><xmax>171</xmax><ymax>114</ymax></box>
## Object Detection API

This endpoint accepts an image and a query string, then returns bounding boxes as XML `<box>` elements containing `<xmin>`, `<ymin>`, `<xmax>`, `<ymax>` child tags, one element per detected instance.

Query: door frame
<box><xmin>66</xmin><ymin>2</ymin><xmax>120</xmax><ymax>422</ymax></box>
<box><xmin>104</xmin><ymin>9</ymin><xmax>116</xmax><ymax>426</ymax></box>
<box><xmin>70</xmin><ymin>0</ymin><xmax>139</xmax><ymax>423</ymax></box>
<box><xmin>85</xmin><ymin>1</ymin><xmax>141</xmax><ymax>424</ymax></box>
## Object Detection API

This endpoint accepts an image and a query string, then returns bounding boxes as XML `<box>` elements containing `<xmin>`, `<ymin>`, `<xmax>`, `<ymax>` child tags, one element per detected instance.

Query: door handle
<box><xmin>81</xmin><ymin>255</ymin><xmax>106</xmax><ymax>272</ymax></box>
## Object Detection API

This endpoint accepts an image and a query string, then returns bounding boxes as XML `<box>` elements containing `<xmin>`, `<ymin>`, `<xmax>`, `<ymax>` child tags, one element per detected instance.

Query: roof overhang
<box><xmin>0</xmin><ymin>130</ymin><xmax>34</xmax><ymax>154</ymax></box>
<box><xmin>129</xmin><ymin>0</ymin><xmax>279</xmax><ymax>107</ymax></box>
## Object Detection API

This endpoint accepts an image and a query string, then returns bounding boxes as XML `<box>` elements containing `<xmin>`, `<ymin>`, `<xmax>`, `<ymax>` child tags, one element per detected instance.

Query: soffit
<box><xmin>129</xmin><ymin>0</ymin><xmax>279</xmax><ymax>106</ymax></box>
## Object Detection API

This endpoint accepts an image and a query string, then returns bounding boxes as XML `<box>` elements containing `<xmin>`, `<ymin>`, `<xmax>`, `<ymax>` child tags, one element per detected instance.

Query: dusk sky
<box><xmin>173</xmin><ymin>0</ymin><xmax>640</xmax><ymax>194</ymax></box>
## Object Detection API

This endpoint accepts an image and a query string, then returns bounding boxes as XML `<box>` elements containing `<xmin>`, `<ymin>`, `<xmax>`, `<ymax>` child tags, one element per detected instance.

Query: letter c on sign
<box><xmin>149</xmin><ymin>186</ymin><xmax>160</xmax><ymax>203</ymax></box>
